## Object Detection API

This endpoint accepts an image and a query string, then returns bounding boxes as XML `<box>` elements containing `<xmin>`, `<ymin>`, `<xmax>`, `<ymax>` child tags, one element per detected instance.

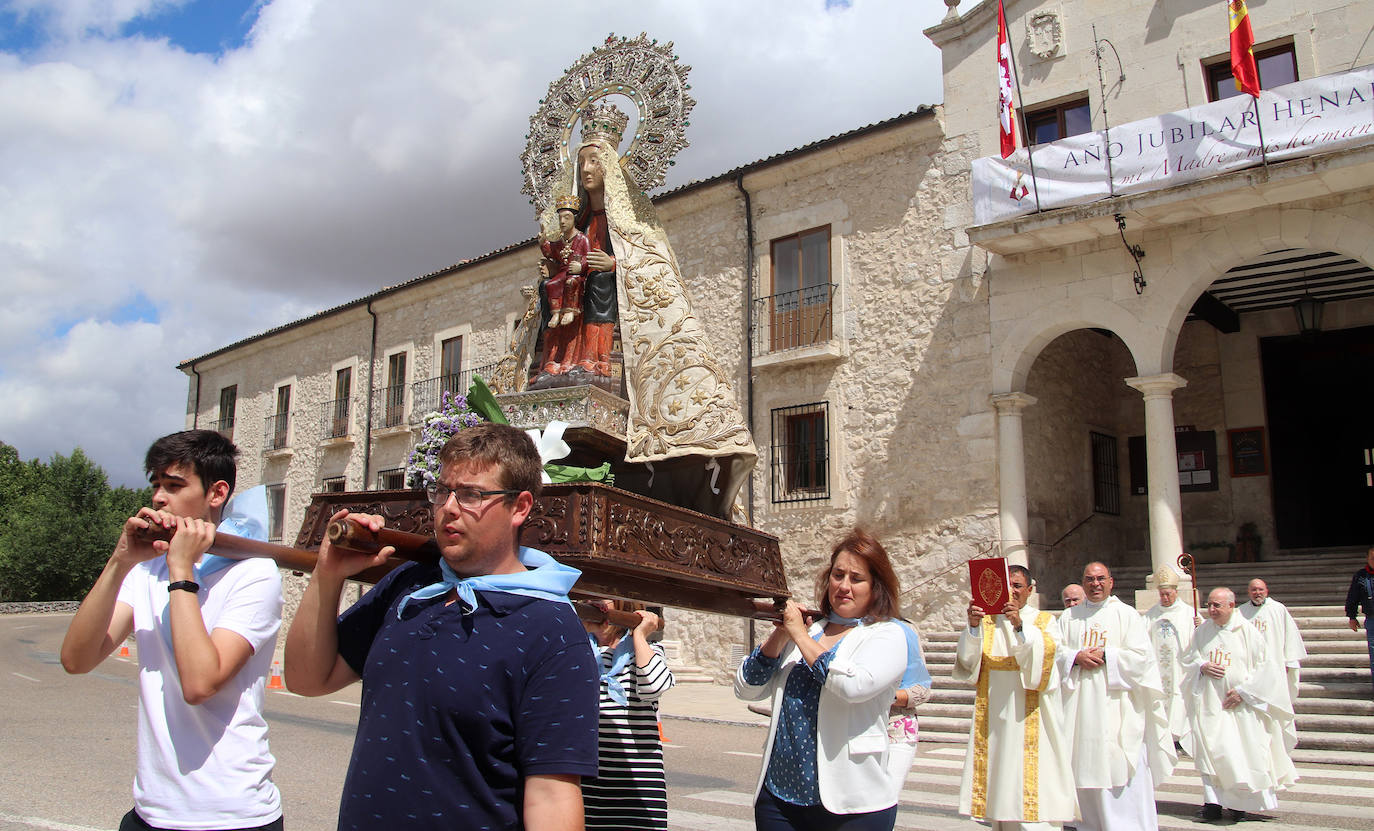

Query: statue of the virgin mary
<box><xmin>497</xmin><ymin>36</ymin><xmax>755</xmax><ymax>519</ymax></box>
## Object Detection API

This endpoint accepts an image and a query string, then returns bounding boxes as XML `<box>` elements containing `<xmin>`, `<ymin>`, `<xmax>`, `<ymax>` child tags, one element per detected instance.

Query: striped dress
<box><xmin>581</xmin><ymin>641</ymin><xmax>676</xmax><ymax>830</ymax></box>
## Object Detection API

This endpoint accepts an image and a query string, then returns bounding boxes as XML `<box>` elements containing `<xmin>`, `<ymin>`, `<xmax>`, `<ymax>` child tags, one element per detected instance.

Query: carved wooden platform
<box><xmin>295</xmin><ymin>482</ymin><xmax>787</xmax><ymax>619</ymax></box>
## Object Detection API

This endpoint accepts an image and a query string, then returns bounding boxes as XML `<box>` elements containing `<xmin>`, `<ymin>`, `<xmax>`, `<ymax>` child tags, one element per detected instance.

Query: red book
<box><xmin>969</xmin><ymin>557</ymin><xmax>1011</xmax><ymax>616</ymax></box>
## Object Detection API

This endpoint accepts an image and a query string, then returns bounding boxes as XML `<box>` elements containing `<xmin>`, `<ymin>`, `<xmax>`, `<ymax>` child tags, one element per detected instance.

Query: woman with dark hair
<box><xmin>735</xmin><ymin>529</ymin><xmax>909</xmax><ymax>831</ymax></box>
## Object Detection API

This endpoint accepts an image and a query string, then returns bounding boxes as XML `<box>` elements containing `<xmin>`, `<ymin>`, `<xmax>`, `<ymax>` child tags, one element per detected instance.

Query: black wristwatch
<box><xmin>168</xmin><ymin>580</ymin><xmax>200</xmax><ymax>594</ymax></box>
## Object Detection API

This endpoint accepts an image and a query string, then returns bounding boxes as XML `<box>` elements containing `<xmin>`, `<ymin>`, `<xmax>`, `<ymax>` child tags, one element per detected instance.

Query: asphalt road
<box><xmin>0</xmin><ymin>612</ymin><xmax>762</xmax><ymax>831</ymax></box>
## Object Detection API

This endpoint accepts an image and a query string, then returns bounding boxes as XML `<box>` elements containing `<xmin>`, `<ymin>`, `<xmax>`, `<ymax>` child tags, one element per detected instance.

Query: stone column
<box><xmin>1124</xmin><ymin>373</ymin><xmax>1189</xmax><ymax>608</ymax></box>
<box><xmin>991</xmin><ymin>392</ymin><xmax>1037</xmax><ymax>570</ymax></box>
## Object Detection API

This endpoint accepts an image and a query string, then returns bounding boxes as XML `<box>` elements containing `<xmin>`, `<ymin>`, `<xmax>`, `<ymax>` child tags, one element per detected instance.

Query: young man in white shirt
<box><xmin>61</xmin><ymin>430</ymin><xmax>283</xmax><ymax>831</ymax></box>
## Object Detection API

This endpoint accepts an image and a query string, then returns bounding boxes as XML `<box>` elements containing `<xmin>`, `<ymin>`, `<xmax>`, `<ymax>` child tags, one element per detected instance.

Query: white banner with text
<box><xmin>972</xmin><ymin>66</ymin><xmax>1374</xmax><ymax>226</ymax></box>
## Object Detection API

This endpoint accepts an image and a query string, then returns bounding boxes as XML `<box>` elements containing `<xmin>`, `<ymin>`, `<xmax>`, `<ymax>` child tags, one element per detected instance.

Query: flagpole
<box><xmin>1252</xmin><ymin>94</ymin><xmax>1269</xmax><ymax>168</ymax></box>
<box><xmin>1003</xmin><ymin>1</ymin><xmax>1041</xmax><ymax>211</ymax></box>
<box><xmin>1229</xmin><ymin>1</ymin><xmax>1267</xmax><ymax>167</ymax></box>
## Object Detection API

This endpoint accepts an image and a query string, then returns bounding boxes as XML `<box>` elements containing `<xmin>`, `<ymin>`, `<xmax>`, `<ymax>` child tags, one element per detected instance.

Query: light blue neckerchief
<box><xmin>592</xmin><ymin>635</ymin><xmax>637</xmax><ymax>706</ymax></box>
<box><xmin>826</xmin><ymin>612</ymin><xmax>864</xmax><ymax>627</ymax></box>
<box><xmin>395</xmin><ymin>546</ymin><xmax>580</xmax><ymax>619</ymax></box>
<box><xmin>196</xmin><ymin>484</ymin><xmax>269</xmax><ymax>579</ymax></box>
<box><xmin>156</xmin><ymin>486</ymin><xmax>268</xmax><ymax>653</ymax></box>
<box><xmin>895</xmin><ymin>619</ymin><xmax>934</xmax><ymax>689</ymax></box>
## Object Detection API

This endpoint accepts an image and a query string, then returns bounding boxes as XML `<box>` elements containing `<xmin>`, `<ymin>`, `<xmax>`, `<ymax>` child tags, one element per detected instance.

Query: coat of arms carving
<box><xmin>1027</xmin><ymin>11</ymin><xmax>1064</xmax><ymax>60</ymax></box>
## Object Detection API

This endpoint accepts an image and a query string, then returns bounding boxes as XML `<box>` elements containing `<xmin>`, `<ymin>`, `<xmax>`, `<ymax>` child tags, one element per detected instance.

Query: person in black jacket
<box><xmin>1346</xmin><ymin>546</ymin><xmax>1374</xmax><ymax>696</ymax></box>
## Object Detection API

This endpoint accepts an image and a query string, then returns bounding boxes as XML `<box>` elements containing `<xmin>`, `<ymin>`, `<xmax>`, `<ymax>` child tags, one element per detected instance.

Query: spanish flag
<box><xmin>1228</xmin><ymin>0</ymin><xmax>1261</xmax><ymax>97</ymax></box>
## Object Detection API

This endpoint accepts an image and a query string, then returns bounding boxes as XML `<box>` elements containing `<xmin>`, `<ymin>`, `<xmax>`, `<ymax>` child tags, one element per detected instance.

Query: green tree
<box><xmin>0</xmin><ymin>442</ymin><xmax>39</xmax><ymax>517</ymax></box>
<box><xmin>0</xmin><ymin>446</ymin><xmax>151</xmax><ymax>601</ymax></box>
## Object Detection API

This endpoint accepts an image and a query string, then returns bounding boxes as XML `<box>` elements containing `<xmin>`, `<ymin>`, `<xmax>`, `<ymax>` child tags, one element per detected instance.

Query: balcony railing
<box><xmin>318</xmin><ymin>398</ymin><xmax>354</xmax><ymax>440</ymax></box>
<box><xmin>373</xmin><ymin>383</ymin><xmax>407</xmax><ymax>429</ymax></box>
<box><xmin>409</xmin><ymin>364</ymin><xmax>497</xmax><ymax>423</ymax></box>
<box><xmin>263</xmin><ymin>412</ymin><xmax>290</xmax><ymax>451</ymax></box>
<box><xmin>214</xmin><ymin>415</ymin><xmax>235</xmax><ymax>438</ymax></box>
<box><xmin>753</xmin><ymin>284</ymin><xmax>835</xmax><ymax>355</ymax></box>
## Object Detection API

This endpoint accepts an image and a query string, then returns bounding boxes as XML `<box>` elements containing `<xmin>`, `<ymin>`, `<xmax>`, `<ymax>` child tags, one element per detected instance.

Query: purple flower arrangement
<box><xmin>404</xmin><ymin>390</ymin><xmax>484</xmax><ymax>490</ymax></box>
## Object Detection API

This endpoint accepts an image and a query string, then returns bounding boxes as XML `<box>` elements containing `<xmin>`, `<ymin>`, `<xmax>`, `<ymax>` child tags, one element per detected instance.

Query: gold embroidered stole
<box><xmin>971</xmin><ymin>611</ymin><xmax>1056</xmax><ymax>821</ymax></box>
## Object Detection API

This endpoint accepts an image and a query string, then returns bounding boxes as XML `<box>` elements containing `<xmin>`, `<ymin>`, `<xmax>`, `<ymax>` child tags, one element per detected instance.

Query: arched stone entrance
<box><xmin>990</xmin><ymin>302</ymin><xmax>1188</xmax><ymax>600</ymax></box>
<box><xmin>1016</xmin><ymin>329</ymin><xmax>1141</xmax><ymax>598</ymax></box>
<box><xmin>1159</xmin><ymin>234</ymin><xmax>1374</xmax><ymax>554</ymax></box>
<box><xmin>987</xmin><ymin>204</ymin><xmax>1374</xmax><ymax>605</ymax></box>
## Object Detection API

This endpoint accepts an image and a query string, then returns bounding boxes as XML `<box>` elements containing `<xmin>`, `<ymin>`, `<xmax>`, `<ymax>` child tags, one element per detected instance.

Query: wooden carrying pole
<box><xmin>134</xmin><ymin>518</ymin><xmax>427</xmax><ymax>585</ymax></box>
<box><xmin>136</xmin><ymin>517</ymin><xmax>799</xmax><ymax>622</ymax></box>
<box><xmin>572</xmin><ymin>602</ymin><xmax>663</xmax><ymax>632</ymax></box>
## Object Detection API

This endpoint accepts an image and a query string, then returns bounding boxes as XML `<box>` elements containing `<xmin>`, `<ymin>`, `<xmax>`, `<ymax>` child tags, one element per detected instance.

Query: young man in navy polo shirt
<box><xmin>285</xmin><ymin>423</ymin><xmax>599</xmax><ymax>830</ymax></box>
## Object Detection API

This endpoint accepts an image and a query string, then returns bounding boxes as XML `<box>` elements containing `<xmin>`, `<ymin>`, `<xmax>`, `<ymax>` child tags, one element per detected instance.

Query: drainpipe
<box><xmin>734</xmin><ymin>172</ymin><xmax>757</xmax><ymax>524</ymax></box>
<box><xmin>189</xmin><ymin>363</ymin><xmax>201</xmax><ymax>429</ymax></box>
<box><xmin>363</xmin><ymin>301</ymin><xmax>379</xmax><ymax>489</ymax></box>
<box><xmin>735</xmin><ymin>171</ymin><xmax>757</xmax><ymax>651</ymax></box>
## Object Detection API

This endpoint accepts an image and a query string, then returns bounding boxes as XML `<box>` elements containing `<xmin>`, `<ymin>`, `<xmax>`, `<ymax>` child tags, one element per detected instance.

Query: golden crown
<box><xmin>581</xmin><ymin>102</ymin><xmax>629</xmax><ymax>148</ymax></box>
<box><xmin>554</xmin><ymin>192</ymin><xmax>580</xmax><ymax>212</ymax></box>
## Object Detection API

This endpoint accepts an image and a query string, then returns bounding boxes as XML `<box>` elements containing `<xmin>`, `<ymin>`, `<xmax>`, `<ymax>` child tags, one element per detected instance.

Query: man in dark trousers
<box><xmin>1346</xmin><ymin>546</ymin><xmax>1374</xmax><ymax>696</ymax></box>
<box><xmin>285</xmin><ymin>423</ymin><xmax>599</xmax><ymax>830</ymax></box>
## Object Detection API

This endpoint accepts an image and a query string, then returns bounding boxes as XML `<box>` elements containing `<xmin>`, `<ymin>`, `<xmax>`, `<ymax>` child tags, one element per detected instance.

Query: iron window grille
<box><xmin>770</xmin><ymin>402</ymin><xmax>830</xmax><ymax>504</ymax></box>
<box><xmin>376</xmin><ymin>467</ymin><xmax>406</xmax><ymax>490</ymax></box>
<box><xmin>1091</xmin><ymin>431</ymin><xmax>1121</xmax><ymax>515</ymax></box>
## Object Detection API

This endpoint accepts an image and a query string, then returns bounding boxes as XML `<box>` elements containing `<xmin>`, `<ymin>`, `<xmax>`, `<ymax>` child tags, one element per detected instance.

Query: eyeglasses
<box><xmin>425</xmin><ymin>483</ymin><xmax>522</xmax><ymax>508</ymax></box>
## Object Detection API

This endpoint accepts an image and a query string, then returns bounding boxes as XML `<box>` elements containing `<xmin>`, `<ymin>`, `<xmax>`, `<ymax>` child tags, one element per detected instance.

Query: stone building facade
<box><xmin>182</xmin><ymin>0</ymin><xmax>1374</xmax><ymax>677</ymax></box>
<box><xmin>930</xmin><ymin>0</ymin><xmax>1374</xmax><ymax>602</ymax></box>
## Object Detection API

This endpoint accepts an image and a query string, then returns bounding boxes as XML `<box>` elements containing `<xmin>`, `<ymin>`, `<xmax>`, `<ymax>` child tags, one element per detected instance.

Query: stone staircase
<box><xmin>919</xmin><ymin>550</ymin><xmax>1374</xmax><ymax>767</ymax></box>
<box><xmin>659</xmin><ymin>639</ymin><xmax>718</xmax><ymax>684</ymax></box>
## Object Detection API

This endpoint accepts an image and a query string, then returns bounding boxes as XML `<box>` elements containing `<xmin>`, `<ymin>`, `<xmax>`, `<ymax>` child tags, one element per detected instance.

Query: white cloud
<box><xmin>0</xmin><ymin>319</ymin><xmax>180</xmax><ymax>481</ymax></box>
<box><xmin>0</xmin><ymin>0</ymin><xmax>946</xmax><ymax>486</ymax></box>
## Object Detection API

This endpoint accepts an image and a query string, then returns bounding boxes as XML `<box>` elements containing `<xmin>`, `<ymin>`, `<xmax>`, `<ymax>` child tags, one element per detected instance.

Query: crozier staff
<box><xmin>735</xmin><ymin>529</ymin><xmax>907</xmax><ymax>831</ymax></box>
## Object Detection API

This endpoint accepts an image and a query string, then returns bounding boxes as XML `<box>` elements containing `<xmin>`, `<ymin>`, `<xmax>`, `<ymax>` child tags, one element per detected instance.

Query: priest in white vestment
<box><xmin>1055</xmin><ymin>562</ymin><xmax>1176</xmax><ymax>831</ymax></box>
<box><xmin>1144</xmin><ymin>567</ymin><xmax>1197</xmax><ymax>743</ymax></box>
<box><xmin>1238</xmin><ymin>578</ymin><xmax>1307</xmax><ymax>709</ymax></box>
<box><xmin>1181</xmin><ymin>587</ymin><xmax>1297</xmax><ymax>821</ymax></box>
<box><xmin>955</xmin><ymin>565</ymin><xmax>1077</xmax><ymax>830</ymax></box>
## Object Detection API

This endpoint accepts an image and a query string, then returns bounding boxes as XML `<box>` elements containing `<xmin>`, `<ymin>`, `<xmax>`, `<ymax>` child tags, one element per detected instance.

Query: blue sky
<box><xmin>0</xmin><ymin>0</ymin><xmax>946</xmax><ymax>486</ymax></box>
<box><xmin>2</xmin><ymin>1</ymin><xmax>259</xmax><ymax>55</ymax></box>
<box><xmin>121</xmin><ymin>1</ymin><xmax>259</xmax><ymax>55</ymax></box>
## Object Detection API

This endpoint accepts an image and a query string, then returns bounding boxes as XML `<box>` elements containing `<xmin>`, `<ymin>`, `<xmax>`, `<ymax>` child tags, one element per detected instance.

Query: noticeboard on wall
<box><xmin>1128</xmin><ymin>428</ymin><xmax>1221</xmax><ymax>495</ymax></box>
<box><xmin>1227</xmin><ymin>426</ymin><xmax>1267</xmax><ymax>477</ymax></box>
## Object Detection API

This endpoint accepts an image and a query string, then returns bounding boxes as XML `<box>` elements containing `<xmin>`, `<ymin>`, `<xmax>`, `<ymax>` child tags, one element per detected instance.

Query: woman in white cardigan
<box><xmin>735</xmin><ymin>528</ymin><xmax>909</xmax><ymax>831</ymax></box>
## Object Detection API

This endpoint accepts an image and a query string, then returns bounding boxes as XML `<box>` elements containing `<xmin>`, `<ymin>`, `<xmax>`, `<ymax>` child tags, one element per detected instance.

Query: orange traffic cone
<box><xmin>657</xmin><ymin>713</ymin><xmax>670</xmax><ymax>744</ymax></box>
<box><xmin>267</xmin><ymin>659</ymin><xmax>285</xmax><ymax>691</ymax></box>
<box><xmin>117</xmin><ymin>638</ymin><xmax>131</xmax><ymax>658</ymax></box>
